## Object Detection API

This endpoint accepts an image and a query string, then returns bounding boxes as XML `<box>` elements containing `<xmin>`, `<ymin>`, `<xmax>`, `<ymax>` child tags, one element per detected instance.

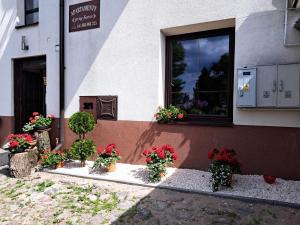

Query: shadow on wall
<box><xmin>65</xmin><ymin>0</ymin><xmax>129</xmax><ymax>114</ymax></box>
<box><xmin>0</xmin><ymin>0</ymin><xmax>16</xmax><ymax>58</ymax></box>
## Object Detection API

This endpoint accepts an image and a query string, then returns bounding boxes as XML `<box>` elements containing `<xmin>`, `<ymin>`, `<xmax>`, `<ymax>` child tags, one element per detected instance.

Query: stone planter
<box><xmin>27</xmin><ymin>147</ymin><xmax>39</xmax><ymax>168</ymax></box>
<box><xmin>36</xmin><ymin>125</ymin><xmax>51</xmax><ymax>132</ymax></box>
<box><xmin>9</xmin><ymin>152</ymin><xmax>31</xmax><ymax>178</ymax></box>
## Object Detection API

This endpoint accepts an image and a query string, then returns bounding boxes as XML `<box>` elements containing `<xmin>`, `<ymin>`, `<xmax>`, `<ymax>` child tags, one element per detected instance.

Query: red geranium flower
<box><xmin>152</xmin><ymin>146</ymin><xmax>159</xmax><ymax>151</ymax></box>
<box><xmin>142</xmin><ymin>149</ymin><xmax>151</xmax><ymax>156</ymax></box>
<box><xmin>146</xmin><ymin>157</ymin><xmax>152</xmax><ymax>163</ymax></box>
<box><xmin>9</xmin><ymin>141</ymin><xmax>19</xmax><ymax>149</ymax></box>
<box><xmin>162</xmin><ymin>144</ymin><xmax>175</xmax><ymax>153</ymax></box>
<box><xmin>115</xmin><ymin>148</ymin><xmax>120</xmax><ymax>156</ymax></box>
<box><xmin>207</xmin><ymin>151</ymin><xmax>214</xmax><ymax>160</ymax></box>
<box><xmin>32</xmin><ymin>112</ymin><xmax>39</xmax><ymax>116</ymax></box>
<box><xmin>177</xmin><ymin>113</ymin><xmax>184</xmax><ymax>119</ymax></box>
<box><xmin>25</xmin><ymin>135</ymin><xmax>32</xmax><ymax>142</ymax></box>
<box><xmin>220</xmin><ymin>147</ymin><xmax>228</xmax><ymax>155</ymax></box>
<box><xmin>157</xmin><ymin>150</ymin><xmax>165</xmax><ymax>159</ymax></box>
<box><xmin>172</xmin><ymin>153</ymin><xmax>178</xmax><ymax>161</ymax></box>
<box><xmin>97</xmin><ymin>147</ymin><xmax>104</xmax><ymax>155</ymax></box>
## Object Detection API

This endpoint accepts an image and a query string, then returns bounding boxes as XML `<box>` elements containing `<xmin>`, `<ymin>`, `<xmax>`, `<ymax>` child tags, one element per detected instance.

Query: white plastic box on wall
<box><xmin>256</xmin><ymin>64</ymin><xmax>300</xmax><ymax>108</ymax></box>
<box><xmin>237</xmin><ymin>68</ymin><xmax>257</xmax><ymax>107</ymax></box>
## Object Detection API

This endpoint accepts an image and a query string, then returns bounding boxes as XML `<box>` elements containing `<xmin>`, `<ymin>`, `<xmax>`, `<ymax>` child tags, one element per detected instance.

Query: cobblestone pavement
<box><xmin>0</xmin><ymin>168</ymin><xmax>299</xmax><ymax>225</ymax></box>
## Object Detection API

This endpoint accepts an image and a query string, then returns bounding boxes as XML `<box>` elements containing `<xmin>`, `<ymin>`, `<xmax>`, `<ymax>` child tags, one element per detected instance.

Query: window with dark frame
<box><xmin>165</xmin><ymin>28</ymin><xmax>235</xmax><ymax>125</ymax></box>
<box><xmin>25</xmin><ymin>0</ymin><xmax>39</xmax><ymax>25</ymax></box>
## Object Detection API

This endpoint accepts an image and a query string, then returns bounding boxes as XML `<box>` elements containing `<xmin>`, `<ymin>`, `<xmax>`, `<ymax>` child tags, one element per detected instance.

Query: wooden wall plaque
<box><xmin>79</xmin><ymin>96</ymin><xmax>118</xmax><ymax>121</ymax></box>
<box><xmin>69</xmin><ymin>0</ymin><xmax>100</xmax><ymax>32</ymax></box>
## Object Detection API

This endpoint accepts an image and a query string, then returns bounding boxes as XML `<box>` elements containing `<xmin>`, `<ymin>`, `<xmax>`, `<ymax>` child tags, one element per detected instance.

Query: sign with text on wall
<box><xmin>69</xmin><ymin>0</ymin><xmax>100</xmax><ymax>32</ymax></box>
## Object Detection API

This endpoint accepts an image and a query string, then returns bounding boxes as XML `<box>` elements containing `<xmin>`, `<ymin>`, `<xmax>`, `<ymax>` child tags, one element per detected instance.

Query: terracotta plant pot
<box><xmin>106</xmin><ymin>163</ymin><xmax>116</xmax><ymax>172</ymax></box>
<box><xmin>55</xmin><ymin>161</ymin><xmax>64</xmax><ymax>169</ymax></box>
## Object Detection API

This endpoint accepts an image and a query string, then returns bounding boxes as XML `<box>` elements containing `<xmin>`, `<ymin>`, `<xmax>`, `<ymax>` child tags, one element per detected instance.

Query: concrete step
<box><xmin>0</xmin><ymin>149</ymin><xmax>9</xmax><ymax>166</ymax></box>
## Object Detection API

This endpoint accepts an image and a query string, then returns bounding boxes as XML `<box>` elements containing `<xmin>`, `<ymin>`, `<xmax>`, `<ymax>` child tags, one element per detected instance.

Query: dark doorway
<box><xmin>14</xmin><ymin>56</ymin><xmax>46</xmax><ymax>133</ymax></box>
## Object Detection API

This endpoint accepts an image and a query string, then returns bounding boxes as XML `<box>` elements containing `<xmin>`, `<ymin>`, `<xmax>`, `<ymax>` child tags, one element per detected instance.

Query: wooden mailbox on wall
<box><xmin>79</xmin><ymin>96</ymin><xmax>118</xmax><ymax>121</ymax></box>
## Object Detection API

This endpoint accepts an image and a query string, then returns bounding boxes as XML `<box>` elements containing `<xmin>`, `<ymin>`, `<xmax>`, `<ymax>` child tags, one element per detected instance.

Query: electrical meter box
<box><xmin>237</xmin><ymin>68</ymin><xmax>257</xmax><ymax>107</ymax></box>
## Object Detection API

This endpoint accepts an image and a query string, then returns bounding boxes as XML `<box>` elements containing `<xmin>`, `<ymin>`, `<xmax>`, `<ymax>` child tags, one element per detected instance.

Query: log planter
<box><xmin>9</xmin><ymin>151</ymin><xmax>32</xmax><ymax>178</ymax></box>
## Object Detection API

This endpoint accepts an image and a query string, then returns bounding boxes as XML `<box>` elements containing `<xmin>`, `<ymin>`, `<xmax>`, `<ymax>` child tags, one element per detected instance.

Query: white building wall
<box><xmin>0</xmin><ymin>0</ymin><xmax>299</xmax><ymax>127</ymax></box>
<box><xmin>65</xmin><ymin>0</ymin><xmax>300</xmax><ymax>127</ymax></box>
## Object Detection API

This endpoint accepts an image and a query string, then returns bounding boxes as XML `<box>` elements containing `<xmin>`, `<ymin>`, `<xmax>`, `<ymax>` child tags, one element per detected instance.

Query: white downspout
<box><xmin>284</xmin><ymin>0</ymin><xmax>300</xmax><ymax>47</ymax></box>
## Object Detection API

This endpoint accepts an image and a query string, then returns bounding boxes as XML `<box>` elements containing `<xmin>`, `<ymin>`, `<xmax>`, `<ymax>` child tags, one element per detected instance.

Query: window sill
<box><xmin>156</xmin><ymin>120</ymin><xmax>234</xmax><ymax>127</ymax></box>
<box><xmin>15</xmin><ymin>22</ymin><xmax>39</xmax><ymax>29</ymax></box>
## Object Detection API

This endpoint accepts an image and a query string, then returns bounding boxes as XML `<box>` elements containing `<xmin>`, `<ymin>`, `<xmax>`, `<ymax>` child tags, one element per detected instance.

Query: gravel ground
<box><xmin>47</xmin><ymin>161</ymin><xmax>300</xmax><ymax>205</ymax></box>
<box><xmin>0</xmin><ymin>169</ymin><xmax>300</xmax><ymax>225</ymax></box>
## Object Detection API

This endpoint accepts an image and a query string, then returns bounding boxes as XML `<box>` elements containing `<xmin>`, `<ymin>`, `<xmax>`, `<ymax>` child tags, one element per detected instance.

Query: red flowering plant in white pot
<box><xmin>93</xmin><ymin>144</ymin><xmax>121</xmax><ymax>172</ymax></box>
<box><xmin>143</xmin><ymin>145</ymin><xmax>178</xmax><ymax>182</ymax></box>
<box><xmin>208</xmin><ymin>147</ymin><xmax>241</xmax><ymax>192</ymax></box>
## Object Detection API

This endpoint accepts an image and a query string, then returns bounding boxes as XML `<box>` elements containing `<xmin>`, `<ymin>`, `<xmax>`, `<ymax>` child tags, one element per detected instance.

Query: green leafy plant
<box><xmin>70</xmin><ymin>139</ymin><xmax>96</xmax><ymax>167</ymax></box>
<box><xmin>22</xmin><ymin>112</ymin><xmax>54</xmax><ymax>132</ymax></box>
<box><xmin>68</xmin><ymin>112</ymin><xmax>96</xmax><ymax>167</ymax></box>
<box><xmin>154</xmin><ymin>105</ymin><xmax>186</xmax><ymax>123</ymax></box>
<box><xmin>68</xmin><ymin>112</ymin><xmax>95</xmax><ymax>139</ymax></box>
<box><xmin>142</xmin><ymin>145</ymin><xmax>178</xmax><ymax>182</ymax></box>
<box><xmin>4</xmin><ymin>134</ymin><xmax>33</xmax><ymax>154</ymax></box>
<box><xmin>93</xmin><ymin>144</ymin><xmax>121</xmax><ymax>169</ymax></box>
<box><xmin>40</xmin><ymin>150</ymin><xmax>67</xmax><ymax>168</ymax></box>
<box><xmin>208</xmin><ymin>147</ymin><xmax>241</xmax><ymax>192</ymax></box>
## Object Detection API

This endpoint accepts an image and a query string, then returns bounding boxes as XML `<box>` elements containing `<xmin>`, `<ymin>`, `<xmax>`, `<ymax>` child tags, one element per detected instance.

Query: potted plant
<box><xmin>93</xmin><ymin>144</ymin><xmax>121</xmax><ymax>172</ymax></box>
<box><xmin>40</xmin><ymin>150</ymin><xmax>67</xmax><ymax>169</ymax></box>
<box><xmin>154</xmin><ymin>105</ymin><xmax>186</xmax><ymax>123</ymax></box>
<box><xmin>142</xmin><ymin>144</ymin><xmax>178</xmax><ymax>182</ymax></box>
<box><xmin>68</xmin><ymin>112</ymin><xmax>96</xmax><ymax>167</ymax></box>
<box><xmin>23</xmin><ymin>112</ymin><xmax>54</xmax><ymax>132</ymax></box>
<box><xmin>3</xmin><ymin>134</ymin><xmax>34</xmax><ymax>177</ymax></box>
<box><xmin>208</xmin><ymin>147</ymin><xmax>241</xmax><ymax>192</ymax></box>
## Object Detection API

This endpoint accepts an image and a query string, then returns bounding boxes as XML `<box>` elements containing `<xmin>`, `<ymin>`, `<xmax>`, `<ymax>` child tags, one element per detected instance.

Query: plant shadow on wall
<box><xmin>65</xmin><ymin>0</ymin><xmax>129</xmax><ymax>112</ymax></box>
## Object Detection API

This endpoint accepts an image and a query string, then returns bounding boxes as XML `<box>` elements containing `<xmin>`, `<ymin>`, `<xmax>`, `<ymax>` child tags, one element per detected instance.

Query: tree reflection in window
<box><xmin>168</xmin><ymin>30</ymin><xmax>234</xmax><ymax>121</ymax></box>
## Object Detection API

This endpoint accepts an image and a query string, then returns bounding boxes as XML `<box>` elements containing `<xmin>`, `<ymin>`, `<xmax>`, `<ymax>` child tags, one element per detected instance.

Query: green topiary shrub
<box><xmin>68</xmin><ymin>112</ymin><xmax>95</xmax><ymax>139</ymax></box>
<box><xmin>70</xmin><ymin>139</ymin><xmax>96</xmax><ymax>167</ymax></box>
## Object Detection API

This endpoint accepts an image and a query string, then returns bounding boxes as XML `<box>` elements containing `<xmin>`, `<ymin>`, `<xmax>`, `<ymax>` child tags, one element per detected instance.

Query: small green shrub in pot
<box><xmin>68</xmin><ymin>112</ymin><xmax>95</xmax><ymax>139</ymax></box>
<box><xmin>68</xmin><ymin>112</ymin><xmax>96</xmax><ymax>167</ymax></box>
<box><xmin>70</xmin><ymin>139</ymin><xmax>96</xmax><ymax>167</ymax></box>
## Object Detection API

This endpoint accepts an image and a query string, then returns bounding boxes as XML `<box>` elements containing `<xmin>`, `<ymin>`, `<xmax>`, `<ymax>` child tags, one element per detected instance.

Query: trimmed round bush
<box><xmin>70</xmin><ymin>139</ymin><xmax>96</xmax><ymax>167</ymax></box>
<box><xmin>68</xmin><ymin>112</ymin><xmax>95</xmax><ymax>138</ymax></box>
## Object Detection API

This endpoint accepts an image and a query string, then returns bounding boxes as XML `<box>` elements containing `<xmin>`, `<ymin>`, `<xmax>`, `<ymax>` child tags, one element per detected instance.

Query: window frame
<box><xmin>24</xmin><ymin>0</ymin><xmax>39</xmax><ymax>26</ymax></box>
<box><xmin>165</xmin><ymin>27</ymin><xmax>235</xmax><ymax>126</ymax></box>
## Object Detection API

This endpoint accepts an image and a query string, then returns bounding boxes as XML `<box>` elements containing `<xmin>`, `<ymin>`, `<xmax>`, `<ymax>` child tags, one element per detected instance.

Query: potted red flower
<box><xmin>93</xmin><ymin>144</ymin><xmax>121</xmax><ymax>172</ymax></box>
<box><xmin>3</xmin><ymin>133</ymin><xmax>34</xmax><ymax>177</ymax></box>
<box><xmin>143</xmin><ymin>144</ymin><xmax>178</xmax><ymax>182</ymax></box>
<box><xmin>22</xmin><ymin>112</ymin><xmax>54</xmax><ymax>133</ymax></box>
<box><xmin>208</xmin><ymin>147</ymin><xmax>241</xmax><ymax>191</ymax></box>
<box><xmin>154</xmin><ymin>105</ymin><xmax>186</xmax><ymax>123</ymax></box>
<box><xmin>40</xmin><ymin>150</ymin><xmax>67</xmax><ymax>169</ymax></box>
